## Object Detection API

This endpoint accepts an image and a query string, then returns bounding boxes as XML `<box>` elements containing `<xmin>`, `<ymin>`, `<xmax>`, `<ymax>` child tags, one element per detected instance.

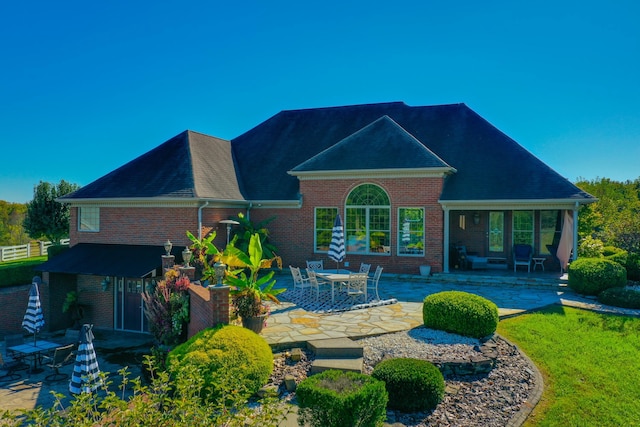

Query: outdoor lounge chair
<box><xmin>42</xmin><ymin>344</ymin><xmax>75</xmax><ymax>382</ymax></box>
<box><xmin>306</xmin><ymin>260</ymin><xmax>324</xmax><ymax>271</ymax></box>
<box><xmin>359</xmin><ymin>263</ymin><xmax>371</xmax><ymax>275</ymax></box>
<box><xmin>290</xmin><ymin>266</ymin><xmax>311</xmax><ymax>292</ymax></box>
<box><xmin>367</xmin><ymin>266</ymin><xmax>383</xmax><ymax>300</ymax></box>
<box><xmin>306</xmin><ymin>269</ymin><xmax>332</xmax><ymax>301</ymax></box>
<box><xmin>513</xmin><ymin>244</ymin><xmax>533</xmax><ymax>272</ymax></box>
<box><xmin>0</xmin><ymin>352</ymin><xmax>22</xmax><ymax>382</ymax></box>
<box><xmin>4</xmin><ymin>334</ymin><xmax>28</xmax><ymax>369</ymax></box>
<box><xmin>346</xmin><ymin>273</ymin><xmax>368</xmax><ymax>303</ymax></box>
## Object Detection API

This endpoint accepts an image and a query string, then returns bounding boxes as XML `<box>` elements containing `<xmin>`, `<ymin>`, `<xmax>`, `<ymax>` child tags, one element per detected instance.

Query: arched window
<box><xmin>345</xmin><ymin>184</ymin><xmax>391</xmax><ymax>254</ymax></box>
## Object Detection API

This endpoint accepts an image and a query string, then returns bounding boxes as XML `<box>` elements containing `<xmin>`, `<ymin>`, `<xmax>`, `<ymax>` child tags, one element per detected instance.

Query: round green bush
<box><xmin>297</xmin><ymin>369</ymin><xmax>388</xmax><ymax>427</ymax></box>
<box><xmin>568</xmin><ymin>258</ymin><xmax>627</xmax><ymax>296</ymax></box>
<box><xmin>422</xmin><ymin>291</ymin><xmax>499</xmax><ymax>338</ymax></box>
<box><xmin>167</xmin><ymin>325</ymin><xmax>273</xmax><ymax>401</ymax></box>
<box><xmin>598</xmin><ymin>287</ymin><xmax>640</xmax><ymax>309</ymax></box>
<box><xmin>372</xmin><ymin>358</ymin><xmax>444</xmax><ymax>412</ymax></box>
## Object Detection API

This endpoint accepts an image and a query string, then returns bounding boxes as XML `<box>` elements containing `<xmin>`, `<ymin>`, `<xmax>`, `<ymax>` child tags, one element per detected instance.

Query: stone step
<box><xmin>307</xmin><ymin>337</ymin><xmax>363</xmax><ymax>359</ymax></box>
<box><xmin>310</xmin><ymin>357</ymin><xmax>364</xmax><ymax>374</ymax></box>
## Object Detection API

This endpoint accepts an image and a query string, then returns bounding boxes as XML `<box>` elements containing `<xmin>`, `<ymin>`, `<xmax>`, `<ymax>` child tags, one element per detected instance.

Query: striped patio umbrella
<box><xmin>22</xmin><ymin>277</ymin><xmax>45</xmax><ymax>345</ymax></box>
<box><xmin>328</xmin><ymin>214</ymin><xmax>345</xmax><ymax>272</ymax></box>
<box><xmin>69</xmin><ymin>324</ymin><xmax>102</xmax><ymax>394</ymax></box>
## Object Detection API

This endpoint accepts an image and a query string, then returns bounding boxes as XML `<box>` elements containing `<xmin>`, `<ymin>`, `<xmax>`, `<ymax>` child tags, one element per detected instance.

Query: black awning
<box><xmin>35</xmin><ymin>243</ymin><xmax>164</xmax><ymax>278</ymax></box>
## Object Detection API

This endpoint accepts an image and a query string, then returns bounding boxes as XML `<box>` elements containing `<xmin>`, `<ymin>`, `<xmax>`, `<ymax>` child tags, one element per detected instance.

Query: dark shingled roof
<box><xmin>232</xmin><ymin>102</ymin><xmax>593</xmax><ymax>202</ymax></box>
<box><xmin>61</xmin><ymin>130</ymin><xmax>243</xmax><ymax>200</ymax></box>
<box><xmin>62</xmin><ymin>102</ymin><xmax>594</xmax><ymax>204</ymax></box>
<box><xmin>35</xmin><ymin>243</ymin><xmax>163</xmax><ymax>277</ymax></box>
<box><xmin>291</xmin><ymin>115</ymin><xmax>451</xmax><ymax>172</ymax></box>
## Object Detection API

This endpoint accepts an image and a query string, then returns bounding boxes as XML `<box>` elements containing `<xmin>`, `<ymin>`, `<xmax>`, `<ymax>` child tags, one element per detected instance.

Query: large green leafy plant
<box><xmin>231</xmin><ymin>212</ymin><xmax>278</xmax><ymax>259</ymax></box>
<box><xmin>186</xmin><ymin>230</ymin><xmax>284</xmax><ymax>319</ymax></box>
<box><xmin>223</xmin><ymin>233</ymin><xmax>284</xmax><ymax>319</ymax></box>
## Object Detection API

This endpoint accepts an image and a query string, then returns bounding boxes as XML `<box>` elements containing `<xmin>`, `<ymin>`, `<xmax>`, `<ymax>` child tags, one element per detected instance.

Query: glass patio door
<box><xmin>489</xmin><ymin>212</ymin><xmax>504</xmax><ymax>253</ymax></box>
<box><xmin>115</xmin><ymin>277</ymin><xmax>148</xmax><ymax>332</ymax></box>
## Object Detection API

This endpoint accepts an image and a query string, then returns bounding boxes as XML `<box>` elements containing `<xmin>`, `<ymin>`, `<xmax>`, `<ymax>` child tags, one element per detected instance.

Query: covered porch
<box><xmin>441</xmin><ymin>202</ymin><xmax>582</xmax><ymax>274</ymax></box>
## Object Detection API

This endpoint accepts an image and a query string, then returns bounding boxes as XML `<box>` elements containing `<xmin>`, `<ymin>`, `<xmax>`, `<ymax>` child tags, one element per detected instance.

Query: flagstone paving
<box><xmin>2</xmin><ymin>272</ymin><xmax>639</xmax><ymax>415</ymax></box>
<box><xmin>264</xmin><ymin>273</ymin><xmax>640</xmax><ymax>348</ymax></box>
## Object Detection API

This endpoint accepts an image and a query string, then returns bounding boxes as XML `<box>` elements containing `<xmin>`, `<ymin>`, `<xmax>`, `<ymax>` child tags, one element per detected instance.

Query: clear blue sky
<box><xmin>2</xmin><ymin>1</ymin><xmax>639</xmax><ymax>203</ymax></box>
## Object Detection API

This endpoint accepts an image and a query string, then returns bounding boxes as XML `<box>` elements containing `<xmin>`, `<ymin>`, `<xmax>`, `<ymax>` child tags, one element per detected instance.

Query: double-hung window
<box><xmin>314</xmin><ymin>207</ymin><xmax>338</xmax><ymax>252</ymax></box>
<box><xmin>398</xmin><ymin>208</ymin><xmax>424</xmax><ymax>256</ymax></box>
<box><xmin>78</xmin><ymin>207</ymin><xmax>100</xmax><ymax>232</ymax></box>
<box><xmin>512</xmin><ymin>211</ymin><xmax>534</xmax><ymax>247</ymax></box>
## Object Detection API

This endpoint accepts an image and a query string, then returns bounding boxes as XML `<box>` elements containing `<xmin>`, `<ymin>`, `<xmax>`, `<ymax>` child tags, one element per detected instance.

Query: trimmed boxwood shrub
<box><xmin>598</xmin><ymin>287</ymin><xmax>640</xmax><ymax>309</ymax></box>
<box><xmin>422</xmin><ymin>291</ymin><xmax>499</xmax><ymax>338</ymax></box>
<box><xmin>167</xmin><ymin>325</ymin><xmax>273</xmax><ymax>401</ymax></box>
<box><xmin>372</xmin><ymin>358</ymin><xmax>444</xmax><ymax>412</ymax></box>
<box><xmin>603</xmin><ymin>245</ymin><xmax>628</xmax><ymax>267</ymax></box>
<box><xmin>297</xmin><ymin>369</ymin><xmax>388</xmax><ymax>427</ymax></box>
<box><xmin>626</xmin><ymin>252</ymin><xmax>640</xmax><ymax>282</ymax></box>
<box><xmin>568</xmin><ymin>258</ymin><xmax>627</xmax><ymax>296</ymax></box>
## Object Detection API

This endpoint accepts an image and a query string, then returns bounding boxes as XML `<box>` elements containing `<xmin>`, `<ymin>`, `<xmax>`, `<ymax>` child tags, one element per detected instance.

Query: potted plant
<box><xmin>62</xmin><ymin>291</ymin><xmax>85</xmax><ymax>329</ymax></box>
<box><xmin>222</xmin><ymin>233</ymin><xmax>284</xmax><ymax>333</ymax></box>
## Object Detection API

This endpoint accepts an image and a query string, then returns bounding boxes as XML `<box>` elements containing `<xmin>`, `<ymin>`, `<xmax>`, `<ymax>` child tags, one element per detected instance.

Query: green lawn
<box><xmin>498</xmin><ymin>306</ymin><xmax>640</xmax><ymax>426</ymax></box>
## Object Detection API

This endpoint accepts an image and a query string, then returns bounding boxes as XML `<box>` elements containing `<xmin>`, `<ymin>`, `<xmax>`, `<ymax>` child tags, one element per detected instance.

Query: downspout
<box><xmin>443</xmin><ymin>207</ymin><xmax>450</xmax><ymax>273</ymax></box>
<box><xmin>245</xmin><ymin>202</ymin><xmax>253</xmax><ymax>221</ymax></box>
<box><xmin>572</xmin><ymin>202</ymin><xmax>579</xmax><ymax>263</ymax></box>
<box><xmin>198</xmin><ymin>201</ymin><xmax>210</xmax><ymax>240</ymax></box>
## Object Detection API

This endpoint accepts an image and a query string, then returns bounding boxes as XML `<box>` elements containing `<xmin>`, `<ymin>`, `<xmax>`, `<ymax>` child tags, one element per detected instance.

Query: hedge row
<box><xmin>0</xmin><ymin>259</ymin><xmax>45</xmax><ymax>288</ymax></box>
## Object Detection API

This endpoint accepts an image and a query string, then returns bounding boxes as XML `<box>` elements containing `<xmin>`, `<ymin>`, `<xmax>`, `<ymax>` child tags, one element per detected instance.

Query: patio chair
<box><xmin>290</xmin><ymin>266</ymin><xmax>311</xmax><ymax>292</ymax></box>
<box><xmin>513</xmin><ymin>244</ymin><xmax>533</xmax><ymax>273</ymax></box>
<box><xmin>307</xmin><ymin>270</ymin><xmax>332</xmax><ymax>302</ymax></box>
<box><xmin>0</xmin><ymin>352</ymin><xmax>22</xmax><ymax>382</ymax></box>
<box><xmin>367</xmin><ymin>266</ymin><xmax>383</xmax><ymax>301</ymax></box>
<box><xmin>306</xmin><ymin>260</ymin><xmax>324</xmax><ymax>271</ymax></box>
<box><xmin>4</xmin><ymin>334</ymin><xmax>28</xmax><ymax>370</ymax></box>
<box><xmin>42</xmin><ymin>344</ymin><xmax>75</xmax><ymax>382</ymax></box>
<box><xmin>346</xmin><ymin>273</ymin><xmax>368</xmax><ymax>303</ymax></box>
<box><xmin>359</xmin><ymin>263</ymin><xmax>371</xmax><ymax>275</ymax></box>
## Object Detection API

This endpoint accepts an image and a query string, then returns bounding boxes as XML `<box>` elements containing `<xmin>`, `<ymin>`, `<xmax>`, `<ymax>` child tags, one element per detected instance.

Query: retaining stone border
<box><xmin>430</xmin><ymin>335</ymin><xmax>499</xmax><ymax>377</ymax></box>
<box><xmin>424</xmin><ymin>334</ymin><xmax>542</xmax><ymax>427</ymax></box>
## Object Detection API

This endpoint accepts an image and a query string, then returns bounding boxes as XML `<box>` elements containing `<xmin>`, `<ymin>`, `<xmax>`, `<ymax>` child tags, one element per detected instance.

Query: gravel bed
<box><xmin>268</xmin><ymin>328</ymin><xmax>537</xmax><ymax>427</ymax></box>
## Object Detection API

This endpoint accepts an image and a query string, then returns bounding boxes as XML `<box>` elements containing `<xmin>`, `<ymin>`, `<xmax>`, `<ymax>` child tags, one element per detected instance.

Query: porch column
<box><xmin>443</xmin><ymin>207</ymin><xmax>450</xmax><ymax>273</ymax></box>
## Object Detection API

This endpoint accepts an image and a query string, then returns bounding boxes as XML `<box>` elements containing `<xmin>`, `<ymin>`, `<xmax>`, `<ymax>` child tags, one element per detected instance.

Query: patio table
<box><xmin>8</xmin><ymin>340</ymin><xmax>60</xmax><ymax>374</ymax></box>
<box><xmin>315</xmin><ymin>270</ymin><xmax>355</xmax><ymax>303</ymax></box>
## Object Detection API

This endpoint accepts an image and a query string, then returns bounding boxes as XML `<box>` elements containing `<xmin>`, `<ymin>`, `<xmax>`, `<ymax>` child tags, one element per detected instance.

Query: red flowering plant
<box><xmin>142</xmin><ymin>266</ymin><xmax>191</xmax><ymax>346</ymax></box>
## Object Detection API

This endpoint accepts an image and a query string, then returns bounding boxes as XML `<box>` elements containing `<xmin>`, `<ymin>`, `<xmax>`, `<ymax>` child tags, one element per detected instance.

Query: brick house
<box><xmin>37</xmin><ymin>102</ymin><xmax>595</xmax><ymax>333</ymax></box>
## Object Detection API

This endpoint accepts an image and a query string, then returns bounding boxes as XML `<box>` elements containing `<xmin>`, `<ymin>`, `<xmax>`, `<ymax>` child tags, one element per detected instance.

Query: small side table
<box><xmin>532</xmin><ymin>257</ymin><xmax>546</xmax><ymax>271</ymax></box>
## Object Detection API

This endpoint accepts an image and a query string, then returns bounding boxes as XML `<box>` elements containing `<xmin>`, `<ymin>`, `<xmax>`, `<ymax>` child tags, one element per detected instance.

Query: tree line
<box><xmin>1</xmin><ymin>177</ymin><xmax>639</xmax><ymax>251</ymax></box>
<box><xmin>576</xmin><ymin>177</ymin><xmax>640</xmax><ymax>253</ymax></box>
<box><xmin>0</xmin><ymin>180</ymin><xmax>79</xmax><ymax>247</ymax></box>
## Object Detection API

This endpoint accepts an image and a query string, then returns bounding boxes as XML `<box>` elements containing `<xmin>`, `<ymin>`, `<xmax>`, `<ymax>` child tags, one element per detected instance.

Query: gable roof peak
<box><xmin>291</xmin><ymin>113</ymin><xmax>452</xmax><ymax>173</ymax></box>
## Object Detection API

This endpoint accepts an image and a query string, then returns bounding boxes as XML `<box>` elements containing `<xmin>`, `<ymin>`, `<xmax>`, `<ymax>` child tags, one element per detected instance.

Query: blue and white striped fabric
<box><xmin>22</xmin><ymin>280</ymin><xmax>45</xmax><ymax>336</ymax></box>
<box><xmin>328</xmin><ymin>214</ymin><xmax>345</xmax><ymax>269</ymax></box>
<box><xmin>69</xmin><ymin>324</ymin><xmax>101</xmax><ymax>394</ymax></box>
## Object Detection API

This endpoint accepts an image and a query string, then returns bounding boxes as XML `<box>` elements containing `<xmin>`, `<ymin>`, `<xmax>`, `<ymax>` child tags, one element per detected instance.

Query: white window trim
<box><xmin>78</xmin><ymin>206</ymin><xmax>100</xmax><ymax>232</ymax></box>
<box><xmin>397</xmin><ymin>207</ymin><xmax>425</xmax><ymax>257</ymax></box>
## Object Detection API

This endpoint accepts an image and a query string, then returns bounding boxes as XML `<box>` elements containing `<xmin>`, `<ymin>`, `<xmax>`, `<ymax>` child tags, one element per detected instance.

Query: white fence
<box><xmin>0</xmin><ymin>239</ymin><xmax>70</xmax><ymax>262</ymax></box>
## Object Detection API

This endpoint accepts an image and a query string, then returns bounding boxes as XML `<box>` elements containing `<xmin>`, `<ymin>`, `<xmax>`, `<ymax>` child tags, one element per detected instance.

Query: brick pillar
<box><xmin>179</xmin><ymin>267</ymin><xmax>195</xmax><ymax>281</ymax></box>
<box><xmin>162</xmin><ymin>255</ymin><xmax>175</xmax><ymax>271</ymax></box>
<box><xmin>187</xmin><ymin>284</ymin><xmax>230</xmax><ymax>339</ymax></box>
<box><xmin>209</xmin><ymin>285</ymin><xmax>230</xmax><ymax>326</ymax></box>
